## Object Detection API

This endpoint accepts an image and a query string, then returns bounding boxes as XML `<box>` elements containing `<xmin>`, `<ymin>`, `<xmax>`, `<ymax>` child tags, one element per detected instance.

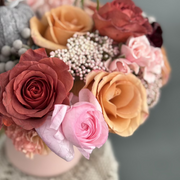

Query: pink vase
<box><xmin>5</xmin><ymin>137</ymin><xmax>82</xmax><ymax>177</ymax></box>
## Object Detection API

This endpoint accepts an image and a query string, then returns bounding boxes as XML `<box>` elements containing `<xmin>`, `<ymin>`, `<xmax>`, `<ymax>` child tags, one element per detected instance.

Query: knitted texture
<box><xmin>0</xmin><ymin>135</ymin><xmax>119</xmax><ymax>180</ymax></box>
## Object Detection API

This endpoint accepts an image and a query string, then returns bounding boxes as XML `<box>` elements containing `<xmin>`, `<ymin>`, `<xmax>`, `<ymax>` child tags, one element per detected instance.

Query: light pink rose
<box><xmin>121</xmin><ymin>35</ymin><xmax>152</xmax><ymax>66</ymax></box>
<box><xmin>121</xmin><ymin>36</ymin><xmax>164</xmax><ymax>83</ymax></box>
<box><xmin>143</xmin><ymin>47</ymin><xmax>164</xmax><ymax>83</ymax></box>
<box><xmin>26</xmin><ymin>0</ymin><xmax>75</xmax><ymax>16</ymax></box>
<box><xmin>108</xmin><ymin>58</ymin><xmax>139</xmax><ymax>74</ymax></box>
<box><xmin>36</xmin><ymin>89</ymin><xmax>108</xmax><ymax>161</ymax></box>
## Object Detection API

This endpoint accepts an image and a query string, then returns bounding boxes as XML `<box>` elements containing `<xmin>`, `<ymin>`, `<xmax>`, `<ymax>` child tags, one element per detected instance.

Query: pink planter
<box><xmin>5</xmin><ymin>137</ymin><xmax>82</xmax><ymax>177</ymax></box>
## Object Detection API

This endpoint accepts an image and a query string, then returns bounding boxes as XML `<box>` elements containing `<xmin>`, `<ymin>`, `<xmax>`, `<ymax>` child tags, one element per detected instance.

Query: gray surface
<box><xmin>105</xmin><ymin>0</ymin><xmax>180</xmax><ymax>179</ymax></box>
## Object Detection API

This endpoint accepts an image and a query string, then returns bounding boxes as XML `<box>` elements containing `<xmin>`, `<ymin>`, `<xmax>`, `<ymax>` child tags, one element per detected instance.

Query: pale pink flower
<box><xmin>5</xmin><ymin>124</ymin><xmax>50</xmax><ymax>158</ymax></box>
<box><xmin>121</xmin><ymin>35</ymin><xmax>152</xmax><ymax>66</ymax></box>
<box><xmin>143</xmin><ymin>47</ymin><xmax>164</xmax><ymax>83</ymax></box>
<box><xmin>108</xmin><ymin>58</ymin><xmax>139</xmax><ymax>74</ymax></box>
<box><xmin>36</xmin><ymin>89</ymin><xmax>108</xmax><ymax>161</ymax></box>
<box><xmin>121</xmin><ymin>36</ymin><xmax>164</xmax><ymax>83</ymax></box>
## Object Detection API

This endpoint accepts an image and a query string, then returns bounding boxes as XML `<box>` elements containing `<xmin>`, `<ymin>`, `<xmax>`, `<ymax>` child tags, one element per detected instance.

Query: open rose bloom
<box><xmin>0</xmin><ymin>0</ymin><xmax>170</xmax><ymax>161</ymax></box>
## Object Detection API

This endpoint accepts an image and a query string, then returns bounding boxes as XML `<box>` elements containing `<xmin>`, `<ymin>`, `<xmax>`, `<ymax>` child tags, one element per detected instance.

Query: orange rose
<box><xmin>84</xmin><ymin>71</ymin><xmax>149</xmax><ymax>137</ymax></box>
<box><xmin>30</xmin><ymin>5</ymin><xmax>93</xmax><ymax>52</ymax></box>
<box><xmin>161</xmin><ymin>47</ymin><xmax>171</xmax><ymax>86</ymax></box>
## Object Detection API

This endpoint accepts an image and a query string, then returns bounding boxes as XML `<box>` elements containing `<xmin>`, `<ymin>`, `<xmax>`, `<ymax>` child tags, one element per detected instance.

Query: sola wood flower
<box><xmin>0</xmin><ymin>48</ymin><xmax>73</xmax><ymax>130</ymax></box>
<box><xmin>36</xmin><ymin>89</ymin><xmax>108</xmax><ymax>161</ymax></box>
<box><xmin>5</xmin><ymin>124</ymin><xmax>50</xmax><ymax>158</ymax></box>
<box><xmin>0</xmin><ymin>1</ymin><xmax>34</xmax><ymax>50</ymax></box>
<box><xmin>84</xmin><ymin>71</ymin><xmax>149</xmax><ymax>137</ymax></box>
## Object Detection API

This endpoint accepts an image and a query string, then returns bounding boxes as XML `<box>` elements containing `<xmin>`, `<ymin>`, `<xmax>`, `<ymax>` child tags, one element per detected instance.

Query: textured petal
<box><xmin>36</xmin><ymin>115</ymin><xmax>74</xmax><ymax>161</ymax></box>
<box><xmin>19</xmin><ymin>48</ymin><xmax>48</xmax><ymax>63</ymax></box>
<box><xmin>39</xmin><ymin>58</ymin><xmax>73</xmax><ymax>93</ymax></box>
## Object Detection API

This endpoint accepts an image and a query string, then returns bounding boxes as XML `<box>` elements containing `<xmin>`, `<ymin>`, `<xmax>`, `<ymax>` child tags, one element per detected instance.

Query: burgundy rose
<box><xmin>0</xmin><ymin>48</ymin><xmax>73</xmax><ymax>130</ymax></box>
<box><xmin>147</xmin><ymin>22</ymin><xmax>163</xmax><ymax>48</ymax></box>
<box><xmin>93</xmin><ymin>0</ymin><xmax>153</xmax><ymax>43</ymax></box>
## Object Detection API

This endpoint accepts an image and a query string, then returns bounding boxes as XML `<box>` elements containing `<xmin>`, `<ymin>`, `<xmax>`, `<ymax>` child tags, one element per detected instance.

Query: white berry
<box><xmin>5</xmin><ymin>61</ymin><xmax>15</xmax><ymax>71</ymax></box>
<box><xmin>13</xmin><ymin>40</ymin><xmax>23</xmax><ymax>50</ymax></box>
<box><xmin>0</xmin><ymin>54</ymin><xmax>9</xmax><ymax>62</ymax></box>
<box><xmin>21</xmin><ymin>28</ymin><xmax>31</xmax><ymax>39</ymax></box>
<box><xmin>0</xmin><ymin>62</ymin><xmax>5</xmax><ymax>73</ymax></box>
<box><xmin>18</xmin><ymin>48</ymin><xmax>27</xmax><ymax>56</ymax></box>
<box><xmin>11</xmin><ymin>47</ymin><xmax>17</xmax><ymax>54</ymax></box>
<box><xmin>1</xmin><ymin>46</ymin><xmax>11</xmax><ymax>56</ymax></box>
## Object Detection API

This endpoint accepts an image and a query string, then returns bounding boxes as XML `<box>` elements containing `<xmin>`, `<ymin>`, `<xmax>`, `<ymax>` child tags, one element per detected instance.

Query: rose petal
<box><xmin>30</xmin><ymin>16</ymin><xmax>67</xmax><ymax>52</ymax></box>
<box><xmin>36</xmin><ymin>114</ymin><xmax>74</xmax><ymax>161</ymax></box>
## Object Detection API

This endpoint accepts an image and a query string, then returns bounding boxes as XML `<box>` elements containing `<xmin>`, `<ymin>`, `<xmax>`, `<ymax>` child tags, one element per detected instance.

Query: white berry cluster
<box><xmin>0</xmin><ymin>27</ymin><xmax>31</xmax><ymax>73</ymax></box>
<box><xmin>51</xmin><ymin>31</ymin><xmax>119</xmax><ymax>81</ymax></box>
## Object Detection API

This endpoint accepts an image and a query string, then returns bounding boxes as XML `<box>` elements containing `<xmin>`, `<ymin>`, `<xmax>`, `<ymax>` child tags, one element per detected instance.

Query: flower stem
<box><xmin>81</xmin><ymin>0</ymin><xmax>84</xmax><ymax>9</ymax></box>
<box><xmin>96</xmin><ymin>0</ymin><xmax>100</xmax><ymax>10</ymax></box>
<box><xmin>0</xmin><ymin>0</ymin><xmax>4</xmax><ymax>6</ymax></box>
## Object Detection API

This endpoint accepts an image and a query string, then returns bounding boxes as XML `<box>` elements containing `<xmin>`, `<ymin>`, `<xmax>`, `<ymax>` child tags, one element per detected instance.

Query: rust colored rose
<box><xmin>0</xmin><ymin>48</ymin><xmax>73</xmax><ymax>130</ymax></box>
<box><xmin>84</xmin><ymin>71</ymin><xmax>149</xmax><ymax>137</ymax></box>
<box><xmin>161</xmin><ymin>47</ymin><xmax>171</xmax><ymax>86</ymax></box>
<box><xmin>93</xmin><ymin>0</ymin><xmax>152</xmax><ymax>43</ymax></box>
<box><xmin>30</xmin><ymin>5</ymin><xmax>93</xmax><ymax>52</ymax></box>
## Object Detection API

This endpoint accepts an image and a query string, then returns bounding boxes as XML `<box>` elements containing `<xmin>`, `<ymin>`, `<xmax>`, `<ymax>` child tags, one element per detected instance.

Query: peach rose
<box><xmin>161</xmin><ymin>47</ymin><xmax>171</xmax><ymax>86</ymax></box>
<box><xmin>84</xmin><ymin>71</ymin><xmax>149</xmax><ymax>137</ymax></box>
<box><xmin>30</xmin><ymin>5</ymin><xmax>93</xmax><ymax>52</ymax></box>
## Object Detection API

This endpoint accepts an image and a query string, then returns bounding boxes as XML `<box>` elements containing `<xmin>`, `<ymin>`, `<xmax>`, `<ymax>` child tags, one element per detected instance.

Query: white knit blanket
<box><xmin>0</xmin><ymin>135</ymin><xmax>119</xmax><ymax>180</ymax></box>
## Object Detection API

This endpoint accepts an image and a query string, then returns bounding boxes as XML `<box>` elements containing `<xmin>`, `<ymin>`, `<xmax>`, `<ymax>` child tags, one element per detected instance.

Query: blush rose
<box><xmin>0</xmin><ymin>48</ymin><xmax>73</xmax><ymax>130</ymax></box>
<box><xmin>121</xmin><ymin>36</ymin><xmax>164</xmax><ymax>83</ymax></box>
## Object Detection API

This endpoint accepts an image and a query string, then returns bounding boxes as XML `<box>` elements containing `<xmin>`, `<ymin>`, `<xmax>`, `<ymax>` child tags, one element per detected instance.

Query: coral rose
<box><xmin>30</xmin><ymin>5</ymin><xmax>93</xmax><ymax>52</ymax></box>
<box><xmin>161</xmin><ymin>47</ymin><xmax>171</xmax><ymax>86</ymax></box>
<box><xmin>0</xmin><ymin>48</ymin><xmax>73</xmax><ymax>130</ymax></box>
<box><xmin>84</xmin><ymin>71</ymin><xmax>149</xmax><ymax>137</ymax></box>
<box><xmin>93</xmin><ymin>0</ymin><xmax>152</xmax><ymax>43</ymax></box>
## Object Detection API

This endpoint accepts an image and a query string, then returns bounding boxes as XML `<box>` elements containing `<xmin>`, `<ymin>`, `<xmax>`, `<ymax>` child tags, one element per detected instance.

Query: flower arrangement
<box><xmin>0</xmin><ymin>0</ymin><xmax>171</xmax><ymax>161</ymax></box>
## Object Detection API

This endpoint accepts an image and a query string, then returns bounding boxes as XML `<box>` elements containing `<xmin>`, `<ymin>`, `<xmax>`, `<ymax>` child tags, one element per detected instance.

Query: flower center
<box><xmin>81</xmin><ymin>123</ymin><xmax>89</xmax><ymax>131</ymax></box>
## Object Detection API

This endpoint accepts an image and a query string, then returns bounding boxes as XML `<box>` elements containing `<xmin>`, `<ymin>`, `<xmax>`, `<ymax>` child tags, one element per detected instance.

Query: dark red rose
<box><xmin>93</xmin><ymin>0</ymin><xmax>153</xmax><ymax>42</ymax></box>
<box><xmin>0</xmin><ymin>48</ymin><xmax>73</xmax><ymax>130</ymax></box>
<box><xmin>147</xmin><ymin>22</ymin><xmax>163</xmax><ymax>48</ymax></box>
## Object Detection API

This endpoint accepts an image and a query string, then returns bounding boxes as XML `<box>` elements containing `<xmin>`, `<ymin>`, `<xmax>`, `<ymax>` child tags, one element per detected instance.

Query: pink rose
<box><xmin>143</xmin><ymin>47</ymin><xmax>164</xmax><ymax>83</ymax></box>
<box><xmin>121</xmin><ymin>36</ymin><xmax>164</xmax><ymax>83</ymax></box>
<box><xmin>108</xmin><ymin>58</ymin><xmax>139</xmax><ymax>74</ymax></box>
<box><xmin>36</xmin><ymin>89</ymin><xmax>108</xmax><ymax>161</ymax></box>
<box><xmin>121</xmin><ymin>35</ymin><xmax>152</xmax><ymax>66</ymax></box>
